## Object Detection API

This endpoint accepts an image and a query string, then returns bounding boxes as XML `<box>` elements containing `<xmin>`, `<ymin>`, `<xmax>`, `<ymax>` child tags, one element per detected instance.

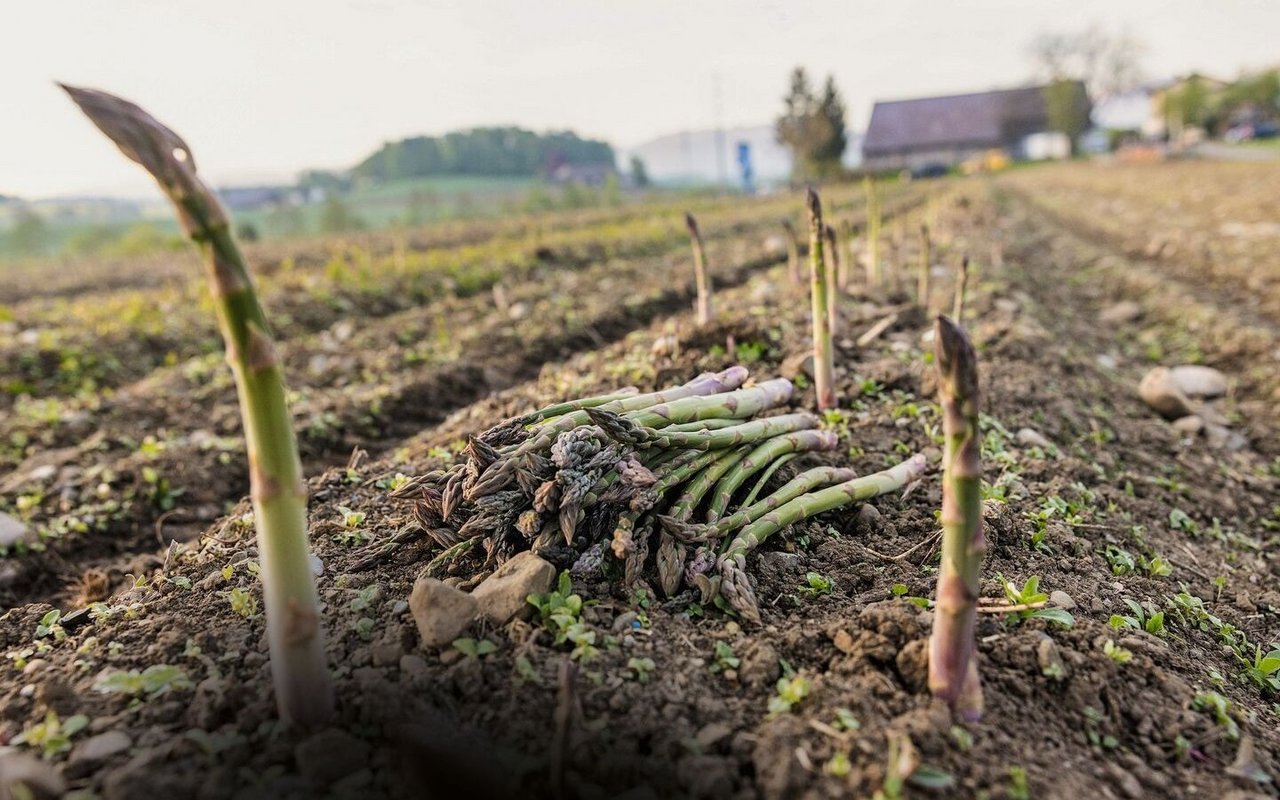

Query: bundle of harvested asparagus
<box><xmin>392</xmin><ymin>367</ymin><xmax>925</xmax><ymax>622</ymax></box>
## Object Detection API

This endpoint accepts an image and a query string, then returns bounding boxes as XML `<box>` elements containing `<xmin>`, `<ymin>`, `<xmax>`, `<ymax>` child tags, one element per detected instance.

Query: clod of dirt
<box><xmin>1139</xmin><ymin>367</ymin><xmax>1196</xmax><ymax>419</ymax></box>
<box><xmin>470</xmin><ymin>551</ymin><xmax>555</xmax><ymax>626</ymax></box>
<box><xmin>0</xmin><ymin>748</ymin><xmax>66</xmax><ymax>798</ymax></box>
<box><xmin>1098</xmin><ymin>300</ymin><xmax>1142</xmax><ymax>324</ymax></box>
<box><xmin>409</xmin><ymin>577</ymin><xmax>479</xmax><ymax>648</ymax></box>
<box><xmin>1014</xmin><ymin>427</ymin><xmax>1052</xmax><ymax>448</ymax></box>
<box><xmin>66</xmin><ymin>730</ymin><xmax>132</xmax><ymax>778</ymax></box>
<box><xmin>294</xmin><ymin>728</ymin><xmax>371</xmax><ymax>790</ymax></box>
<box><xmin>0</xmin><ymin>512</ymin><xmax>30</xmax><ymax>549</ymax></box>
<box><xmin>738</xmin><ymin>640</ymin><xmax>782</xmax><ymax>688</ymax></box>
<box><xmin>1168</xmin><ymin>364</ymin><xmax>1227</xmax><ymax>399</ymax></box>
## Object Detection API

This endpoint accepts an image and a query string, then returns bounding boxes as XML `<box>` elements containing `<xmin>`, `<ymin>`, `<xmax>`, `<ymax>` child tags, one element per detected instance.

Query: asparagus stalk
<box><xmin>686</xmin><ymin>212</ymin><xmax>712</xmax><ymax>326</ymax></box>
<box><xmin>739</xmin><ymin>453</ymin><xmax>797</xmax><ymax>508</ymax></box>
<box><xmin>61</xmin><ymin>85</ymin><xmax>333</xmax><ymax>726</ymax></box>
<box><xmin>927</xmin><ymin>316</ymin><xmax>986</xmax><ymax>721</ymax></box>
<box><xmin>806</xmin><ymin>189</ymin><xmax>837</xmax><ymax>411</ymax></box>
<box><xmin>953</xmin><ymin>255</ymin><xmax>969</xmax><ymax>322</ymax></box>
<box><xmin>863</xmin><ymin>175</ymin><xmax>882</xmax><ymax>286</ymax></box>
<box><xmin>586</xmin><ymin>409</ymin><xmax>817</xmax><ymax>451</ymax></box>
<box><xmin>918</xmin><ymin>224</ymin><xmax>931</xmax><ymax>309</ymax></box>
<box><xmin>510</xmin><ymin>388</ymin><xmax>640</xmax><ymax>428</ymax></box>
<box><xmin>471</xmin><ymin>367</ymin><xmax>749</xmax><ymax>497</ymax></box>
<box><xmin>782</xmin><ymin>219</ymin><xmax>802</xmax><ymax>285</ymax></box>
<box><xmin>823</xmin><ymin>224</ymin><xmax>841</xmax><ymax>336</ymax></box>
<box><xmin>718</xmin><ymin>454</ymin><xmax>928</xmax><ymax>623</ymax></box>
<box><xmin>704</xmin><ymin>429</ymin><xmax>839</xmax><ymax>521</ymax></box>
<box><xmin>657</xmin><ymin>447</ymin><xmax>750</xmax><ymax>594</ymax></box>
<box><xmin>621</xmin><ymin>378</ymin><xmax>794</xmax><ymax>428</ymax></box>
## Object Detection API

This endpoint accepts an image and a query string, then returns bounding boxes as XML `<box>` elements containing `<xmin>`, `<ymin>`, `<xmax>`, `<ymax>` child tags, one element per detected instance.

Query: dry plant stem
<box><xmin>782</xmin><ymin>219</ymin><xmax>802</xmax><ymax>285</ymax></box>
<box><xmin>704</xmin><ymin>429</ymin><xmax>839</xmax><ymax>521</ymax></box>
<box><xmin>918</xmin><ymin>224</ymin><xmax>931</xmax><ymax>309</ymax></box>
<box><xmin>823</xmin><ymin>224</ymin><xmax>841</xmax><ymax>336</ymax></box>
<box><xmin>927</xmin><ymin>315</ymin><xmax>986</xmax><ymax>721</ymax></box>
<box><xmin>717</xmin><ymin>454</ymin><xmax>928</xmax><ymax>622</ymax></box>
<box><xmin>61</xmin><ymin>84</ymin><xmax>333</xmax><ymax>726</ymax></box>
<box><xmin>953</xmin><ymin>256</ymin><xmax>969</xmax><ymax>321</ymax></box>
<box><xmin>686</xmin><ymin>212</ymin><xmax>713</xmax><ymax>326</ymax></box>
<box><xmin>806</xmin><ymin>189</ymin><xmax>837</xmax><ymax>411</ymax></box>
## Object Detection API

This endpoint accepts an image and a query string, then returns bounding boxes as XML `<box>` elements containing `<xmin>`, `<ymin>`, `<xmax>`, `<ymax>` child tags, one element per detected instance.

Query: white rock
<box><xmin>471</xmin><ymin>551</ymin><xmax>555</xmax><ymax>626</ymax></box>
<box><xmin>0</xmin><ymin>512</ymin><xmax>31</xmax><ymax>549</ymax></box>
<box><xmin>1015</xmin><ymin>428</ymin><xmax>1052</xmax><ymax>448</ymax></box>
<box><xmin>1171</xmin><ymin>415</ymin><xmax>1204</xmax><ymax>435</ymax></box>
<box><xmin>1205</xmin><ymin>424</ymin><xmax>1248</xmax><ymax>452</ymax></box>
<box><xmin>72</xmin><ymin>730</ymin><xmax>132</xmax><ymax>764</ymax></box>
<box><xmin>409</xmin><ymin>577</ymin><xmax>479</xmax><ymax>648</ymax></box>
<box><xmin>1169</xmin><ymin>365</ymin><xmax>1227</xmax><ymax>399</ymax></box>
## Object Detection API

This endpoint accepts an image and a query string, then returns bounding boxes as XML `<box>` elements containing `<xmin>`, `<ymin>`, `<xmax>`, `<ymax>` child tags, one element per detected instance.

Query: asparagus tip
<box><xmin>933</xmin><ymin>316</ymin><xmax>979</xmax><ymax>401</ymax></box>
<box><xmin>805</xmin><ymin>186</ymin><xmax>822</xmax><ymax>218</ymax></box>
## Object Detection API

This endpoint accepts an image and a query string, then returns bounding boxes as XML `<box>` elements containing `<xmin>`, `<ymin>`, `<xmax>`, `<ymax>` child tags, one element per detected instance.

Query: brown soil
<box><xmin>0</xmin><ymin>174</ymin><xmax>1276</xmax><ymax>800</ymax></box>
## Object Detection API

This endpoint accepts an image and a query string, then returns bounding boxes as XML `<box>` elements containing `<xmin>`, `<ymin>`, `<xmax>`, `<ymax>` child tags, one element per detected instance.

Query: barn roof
<box><xmin>862</xmin><ymin>84</ymin><xmax>1085</xmax><ymax>156</ymax></box>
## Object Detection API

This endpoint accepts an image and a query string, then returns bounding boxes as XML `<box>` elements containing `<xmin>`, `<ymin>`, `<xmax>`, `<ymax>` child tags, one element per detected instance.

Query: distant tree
<box><xmin>1043</xmin><ymin>79</ymin><xmax>1091</xmax><ymax>153</ymax></box>
<box><xmin>602</xmin><ymin>173</ymin><xmax>622</xmax><ymax>207</ymax></box>
<box><xmin>814</xmin><ymin>77</ymin><xmax>848</xmax><ymax>167</ymax></box>
<box><xmin>352</xmin><ymin>127</ymin><xmax>615</xmax><ymax>182</ymax></box>
<box><xmin>6</xmin><ymin>206</ymin><xmax>50</xmax><ymax>256</ymax></box>
<box><xmin>319</xmin><ymin>196</ymin><xmax>363</xmax><ymax>233</ymax></box>
<box><xmin>629</xmin><ymin>156</ymin><xmax>651</xmax><ymax>188</ymax></box>
<box><xmin>297</xmin><ymin>169</ymin><xmax>352</xmax><ymax>195</ymax></box>
<box><xmin>1028</xmin><ymin>25</ymin><xmax>1144</xmax><ymax>100</ymax></box>
<box><xmin>236</xmin><ymin>222</ymin><xmax>261</xmax><ymax>243</ymax></box>
<box><xmin>775</xmin><ymin>67</ymin><xmax>846</xmax><ymax>180</ymax></box>
<box><xmin>1162</xmin><ymin>76</ymin><xmax>1211</xmax><ymax>132</ymax></box>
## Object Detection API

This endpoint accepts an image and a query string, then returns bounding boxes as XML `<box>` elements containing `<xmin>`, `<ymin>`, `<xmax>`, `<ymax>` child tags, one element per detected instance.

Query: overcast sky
<box><xmin>3</xmin><ymin>0</ymin><xmax>1277</xmax><ymax>199</ymax></box>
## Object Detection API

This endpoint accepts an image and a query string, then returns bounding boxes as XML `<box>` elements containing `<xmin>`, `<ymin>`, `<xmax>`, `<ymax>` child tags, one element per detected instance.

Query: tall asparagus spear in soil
<box><xmin>782</xmin><ymin>219</ymin><xmax>802</xmax><ymax>285</ymax></box>
<box><xmin>927</xmin><ymin>315</ymin><xmax>986</xmax><ymax>721</ymax></box>
<box><xmin>686</xmin><ymin>212</ymin><xmax>712</xmax><ymax>326</ymax></box>
<box><xmin>806</xmin><ymin>189</ymin><xmax>837</xmax><ymax>411</ymax></box>
<box><xmin>718</xmin><ymin>454</ymin><xmax>928</xmax><ymax>623</ymax></box>
<box><xmin>918</xmin><ymin>224</ymin><xmax>931</xmax><ymax>309</ymax></box>
<box><xmin>823</xmin><ymin>224</ymin><xmax>841</xmax><ymax>336</ymax></box>
<box><xmin>863</xmin><ymin>175</ymin><xmax>882</xmax><ymax>286</ymax></box>
<box><xmin>62</xmin><ymin>85</ymin><xmax>333</xmax><ymax>726</ymax></box>
<box><xmin>953</xmin><ymin>255</ymin><xmax>970</xmax><ymax>322</ymax></box>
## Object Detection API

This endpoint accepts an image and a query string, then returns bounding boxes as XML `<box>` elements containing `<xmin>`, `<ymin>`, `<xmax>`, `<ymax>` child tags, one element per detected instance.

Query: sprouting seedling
<box><xmin>805</xmin><ymin>189</ymin><xmax>836</xmax><ymax>411</ymax></box>
<box><xmin>953</xmin><ymin>255</ymin><xmax>970</xmax><ymax>321</ymax></box>
<box><xmin>61</xmin><ymin>85</ymin><xmax>333</xmax><ymax>727</ymax></box>
<box><xmin>927</xmin><ymin>315</ymin><xmax>986</xmax><ymax>721</ymax></box>
<box><xmin>685</xmin><ymin>212</ymin><xmax>712</xmax><ymax>326</ymax></box>
<box><xmin>918</xmin><ymin>224</ymin><xmax>931</xmax><ymax>309</ymax></box>
<box><xmin>781</xmin><ymin>219</ymin><xmax>802</xmax><ymax>285</ymax></box>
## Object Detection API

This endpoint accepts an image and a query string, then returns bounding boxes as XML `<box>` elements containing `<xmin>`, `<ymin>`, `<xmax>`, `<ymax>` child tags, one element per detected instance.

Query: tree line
<box><xmin>350</xmin><ymin>127</ymin><xmax>616</xmax><ymax>183</ymax></box>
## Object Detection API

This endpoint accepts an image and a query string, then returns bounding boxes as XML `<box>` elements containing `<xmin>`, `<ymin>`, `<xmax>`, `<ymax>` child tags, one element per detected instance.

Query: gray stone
<box><xmin>408</xmin><ymin>577</ymin><xmax>479</xmax><ymax>648</ymax></box>
<box><xmin>0</xmin><ymin>748</ymin><xmax>66</xmax><ymax>796</ymax></box>
<box><xmin>471</xmin><ymin>551</ymin><xmax>555</xmax><ymax>626</ymax></box>
<box><xmin>1049</xmin><ymin>590</ymin><xmax>1076</xmax><ymax>610</ymax></box>
<box><xmin>294</xmin><ymin>728</ymin><xmax>371</xmax><ymax>789</ymax></box>
<box><xmin>1169</xmin><ymin>365</ymin><xmax>1227</xmax><ymax>399</ymax></box>
<box><xmin>1015</xmin><ymin>427</ymin><xmax>1052</xmax><ymax>448</ymax></box>
<box><xmin>1037</xmin><ymin>637</ymin><xmax>1067</xmax><ymax>680</ymax></box>
<box><xmin>1138</xmin><ymin>367</ymin><xmax>1194</xmax><ymax>419</ymax></box>
<box><xmin>1205</xmin><ymin>423</ymin><xmax>1248</xmax><ymax>452</ymax></box>
<box><xmin>0</xmin><ymin>511</ymin><xmax>31</xmax><ymax>549</ymax></box>
<box><xmin>70</xmin><ymin>727</ymin><xmax>131</xmax><ymax>762</ymax></box>
<box><xmin>1099</xmin><ymin>300</ymin><xmax>1142</xmax><ymax>325</ymax></box>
